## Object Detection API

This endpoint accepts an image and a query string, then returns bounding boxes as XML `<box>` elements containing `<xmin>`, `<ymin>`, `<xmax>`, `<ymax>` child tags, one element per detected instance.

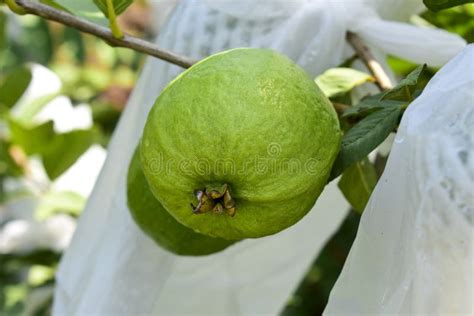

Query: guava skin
<box><xmin>127</xmin><ymin>148</ymin><xmax>235</xmax><ymax>256</ymax></box>
<box><xmin>141</xmin><ymin>48</ymin><xmax>341</xmax><ymax>240</ymax></box>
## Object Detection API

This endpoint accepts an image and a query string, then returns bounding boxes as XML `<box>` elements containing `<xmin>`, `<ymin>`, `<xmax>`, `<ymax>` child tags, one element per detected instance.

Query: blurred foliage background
<box><xmin>0</xmin><ymin>1</ymin><xmax>472</xmax><ymax>315</ymax></box>
<box><xmin>0</xmin><ymin>1</ymin><xmax>151</xmax><ymax>314</ymax></box>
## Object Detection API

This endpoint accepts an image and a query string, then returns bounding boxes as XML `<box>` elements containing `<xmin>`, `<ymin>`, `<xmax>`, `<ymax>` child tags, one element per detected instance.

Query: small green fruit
<box><xmin>141</xmin><ymin>48</ymin><xmax>341</xmax><ymax>240</ymax></box>
<box><xmin>127</xmin><ymin>148</ymin><xmax>234</xmax><ymax>256</ymax></box>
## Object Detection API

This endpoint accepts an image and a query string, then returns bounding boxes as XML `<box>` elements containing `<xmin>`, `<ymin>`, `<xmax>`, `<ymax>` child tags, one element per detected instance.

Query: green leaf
<box><xmin>42</xmin><ymin>128</ymin><xmax>99</xmax><ymax>180</ymax></box>
<box><xmin>315</xmin><ymin>68</ymin><xmax>374</xmax><ymax>98</ymax></box>
<box><xmin>9</xmin><ymin>119</ymin><xmax>99</xmax><ymax>180</ymax></box>
<box><xmin>54</xmin><ymin>0</ymin><xmax>107</xmax><ymax>26</ymax></box>
<box><xmin>381</xmin><ymin>64</ymin><xmax>427</xmax><ymax>101</ymax></box>
<box><xmin>0</xmin><ymin>11</ymin><xmax>6</xmax><ymax>52</ymax></box>
<box><xmin>342</xmin><ymin>65</ymin><xmax>426</xmax><ymax>118</ymax></box>
<box><xmin>36</xmin><ymin>190</ymin><xmax>85</xmax><ymax>220</ymax></box>
<box><xmin>387</xmin><ymin>56</ymin><xmax>418</xmax><ymax>77</ymax></box>
<box><xmin>423</xmin><ymin>0</ymin><xmax>474</xmax><ymax>11</ymax></box>
<box><xmin>330</xmin><ymin>105</ymin><xmax>402</xmax><ymax>180</ymax></box>
<box><xmin>13</xmin><ymin>91</ymin><xmax>61</xmax><ymax>123</ymax></box>
<box><xmin>338</xmin><ymin>158</ymin><xmax>378</xmax><ymax>214</ymax></box>
<box><xmin>93</xmin><ymin>0</ymin><xmax>133</xmax><ymax>17</ymax></box>
<box><xmin>27</xmin><ymin>265</ymin><xmax>55</xmax><ymax>286</ymax></box>
<box><xmin>9</xmin><ymin>119</ymin><xmax>55</xmax><ymax>155</ymax></box>
<box><xmin>3</xmin><ymin>285</ymin><xmax>27</xmax><ymax>311</ymax></box>
<box><xmin>0</xmin><ymin>66</ymin><xmax>32</xmax><ymax>109</ymax></box>
<box><xmin>62</xmin><ymin>26</ymin><xmax>86</xmax><ymax>63</ymax></box>
<box><xmin>342</xmin><ymin>93</ymin><xmax>405</xmax><ymax>118</ymax></box>
<box><xmin>8</xmin><ymin>17</ymin><xmax>53</xmax><ymax>66</ymax></box>
<box><xmin>421</xmin><ymin>4</ymin><xmax>474</xmax><ymax>43</ymax></box>
<box><xmin>40</xmin><ymin>0</ymin><xmax>71</xmax><ymax>12</ymax></box>
<box><xmin>0</xmin><ymin>139</ymin><xmax>23</xmax><ymax>177</ymax></box>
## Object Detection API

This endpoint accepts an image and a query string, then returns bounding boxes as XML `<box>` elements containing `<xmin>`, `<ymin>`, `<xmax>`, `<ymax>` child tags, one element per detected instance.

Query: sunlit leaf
<box><xmin>3</xmin><ymin>285</ymin><xmax>27</xmax><ymax>311</ymax></box>
<box><xmin>27</xmin><ymin>265</ymin><xmax>55</xmax><ymax>286</ymax></box>
<box><xmin>13</xmin><ymin>92</ymin><xmax>61</xmax><ymax>123</ymax></box>
<box><xmin>54</xmin><ymin>0</ymin><xmax>107</xmax><ymax>26</ymax></box>
<box><xmin>36</xmin><ymin>190</ymin><xmax>85</xmax><ymax>220</ymax></box>
<box><xmin>9</xmin><ymin>119</ymin><xmax>55</xmax><ymax>155</ymax></box>
<box><xmin>386</xmin><ymin>56</ymin><xmax>418</xmax><ymax>77</ymax></box>
<box><xmin>338</xmin><ymin>158</ymin><xmax>378</xmax><ymax>214</ymax></box>
<box><xmin>0</xmin><ymin>139</ymin><xmax>23</xmax><ymax>177</ymax></box>
<box><xmin>9</xmin><ymin>119</ymin><xmax>99</xmax><ymax>179</ymax></box>
<box><xmin>315</xmin><ymin>68</ymin><xmax>374</xmax><ymax>98</ymax></box>
<box><xmin>40</xmin><ymin>0</ymin><xmax>71</xmax><ymax>12</ymax></box>
<box><xmin>42</xmin><ymin>128</ymin><xmax>99</xmax><ymax>179</ymax></box>
<box><xmin>92</xmin><ymin>0</ymin><xmax>133</xmax><ymax>17</ymax></box>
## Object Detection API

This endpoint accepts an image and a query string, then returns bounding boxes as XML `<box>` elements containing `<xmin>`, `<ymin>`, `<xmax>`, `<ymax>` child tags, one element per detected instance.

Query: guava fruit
<box><xmin>127</xmin><ymin>148</ymin><xmax>235</xmax><ymax>256</ymax></box>
<box><xmin>140</xmin><ymin>48</ymin><xmax>341</xmax><ymax>240</ymax></box>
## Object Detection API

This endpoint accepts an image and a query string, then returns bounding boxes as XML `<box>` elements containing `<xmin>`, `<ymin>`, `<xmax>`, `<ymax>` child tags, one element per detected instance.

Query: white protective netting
<box><xmin>53</xmin><ymin>1</ymin><xmax>467</xmax><ymax>314</ymax></box>
<box><xmin>325</xmin><ymin>45</ymin><xmax>474</xmax><ymax>315</ymax></box>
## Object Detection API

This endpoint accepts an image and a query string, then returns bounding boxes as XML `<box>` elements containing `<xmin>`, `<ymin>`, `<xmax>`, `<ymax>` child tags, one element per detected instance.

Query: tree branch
<box><xmin>14</xmin><ymin>0</ymin><xmax>198</xmax><ymax>69</ymax></box>
<box><xmin>346</xmin><ymin>31</ymin><xmax>393</xmax><ymax>90</ymax></box>
<box><xmin>11</xmin><ymin>0</ymin><xmax>394</xmax><ymax>115</ymax></box>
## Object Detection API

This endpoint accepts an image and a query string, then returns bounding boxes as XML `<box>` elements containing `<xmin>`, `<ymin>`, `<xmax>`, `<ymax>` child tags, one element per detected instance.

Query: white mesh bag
<box><xmin>53</xmin><ymin>1</ymin><xmax>467</xmax><ymax>314</ymax></box>
<box><xmin>203</xmin><ymin>0</ymin><xmax>465</xmax><ymax>78</ymax></box>
<box><xmin>325</xmin><ymin>45</ymin><xmax>474</xmax><ymax>315</ymax></box>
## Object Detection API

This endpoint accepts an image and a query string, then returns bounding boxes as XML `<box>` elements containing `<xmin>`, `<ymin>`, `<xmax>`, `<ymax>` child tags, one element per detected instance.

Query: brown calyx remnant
<box><xmin>191</xmin><ymin>184</ymin><xmax>236</xmax><ymax>217</ymax></box>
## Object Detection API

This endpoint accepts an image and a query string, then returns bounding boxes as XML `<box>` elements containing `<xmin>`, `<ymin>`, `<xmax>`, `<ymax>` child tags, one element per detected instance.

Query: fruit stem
<box><xmin>6</xmin><ymin>0</ymin><xmax>27</xmax><ymax>15</ymax></box>
<box><xmin>106</xmin><ymin>0</ymin><xmax>123</xmax><ymax>39</ymax></box>
<box><xmin>191</xmin><ymin>183</ymin><xmax>236</xmax><ymax>217</ymax></box>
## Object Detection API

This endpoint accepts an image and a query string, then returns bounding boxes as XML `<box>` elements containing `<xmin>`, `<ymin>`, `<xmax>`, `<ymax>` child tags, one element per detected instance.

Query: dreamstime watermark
<box><xmin>144</xmin><ymin>142</ymin><xmax>322</xmax><ymax>176</ymax></box>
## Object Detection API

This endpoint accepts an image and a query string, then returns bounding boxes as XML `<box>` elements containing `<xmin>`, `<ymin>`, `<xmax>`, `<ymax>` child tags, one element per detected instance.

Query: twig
<box><xmin>12</xmin><ymin>0</ymin><xmax>393</xmax><ymax>116</ymax></box>
<box><xmin>14</xmin><ymin>0</ymin><xmax>198</xmax><ymax>69</ymax></box>
<box><xmin>106</xmin><ymin>0</ymin><xmax>123</xmax><ymax>38</ymax></box>
<box><xmin>346</xmin><ymin>31</ymin><xmax>393</xmax><ymax>91</ymax></box>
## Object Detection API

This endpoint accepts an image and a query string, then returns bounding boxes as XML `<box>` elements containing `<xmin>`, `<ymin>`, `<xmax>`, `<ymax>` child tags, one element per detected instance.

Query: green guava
<box><xmin>140</xmin><ymin>48</ymin><xmax>341</xmax><ymax>240</ymax></box>
<box><xmin>127</xmin><ymin>148</ymin><xmax>235</xmax><ymax>256</ymax></box>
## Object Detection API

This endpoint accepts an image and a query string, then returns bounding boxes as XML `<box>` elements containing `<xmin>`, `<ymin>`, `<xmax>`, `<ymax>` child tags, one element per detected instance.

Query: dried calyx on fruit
<box><xmin>191</xmin><ymin>184</ymin><xmax>236</xmax><ymax>217</ymax></box>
